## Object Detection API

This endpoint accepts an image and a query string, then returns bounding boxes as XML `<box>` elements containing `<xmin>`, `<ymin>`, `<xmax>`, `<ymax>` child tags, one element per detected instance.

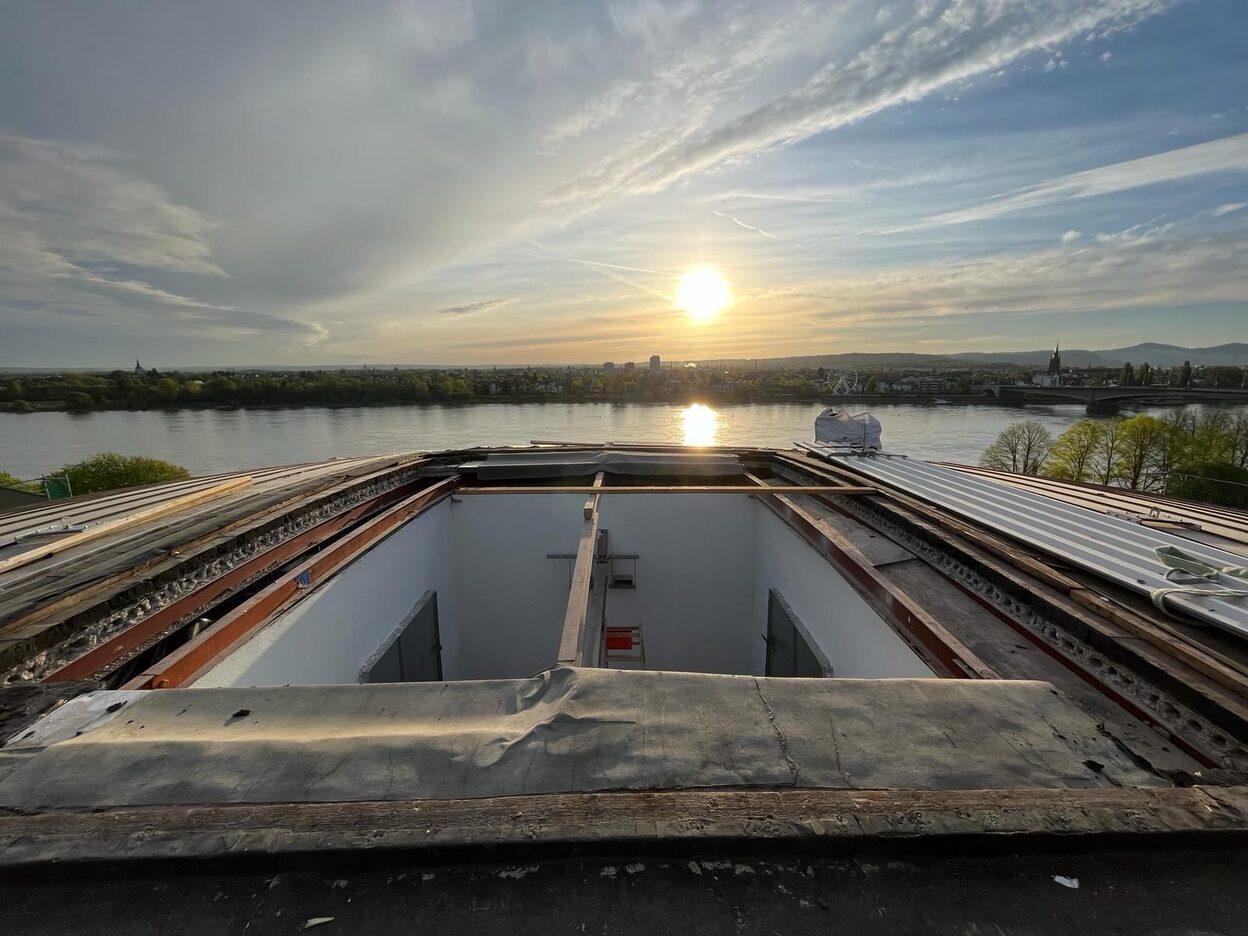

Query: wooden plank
<box><xmin>2</xmin><ymin>785</ymin><xmax>1245</xmax><ymax>867</ymax></box>
<box><xmin>458</xmin><ymin>485</ymin><xmax>876</xmax><ymax>494</ymax></box>
<box><xmin>0</xmin><ymin>457</ymin><xmax>422</xmax><ymax>645</ymax></box>
<box><xmin>557</xmin><ymin>473</ymin><xmax>604</xmax><ymax>666</ymax></box>
<box><xmin>121</xmin><ymin>478</ymin><xmax>458</xmax><ymax>689</ymax></box>
<box><xmin>0</xmin><ymin>476</ymin><xmax>253</xmax><ymax>576</ymax></box>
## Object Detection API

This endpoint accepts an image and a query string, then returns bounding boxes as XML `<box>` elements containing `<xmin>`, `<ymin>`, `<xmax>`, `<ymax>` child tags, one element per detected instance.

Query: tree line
<box><xmin>981</xmin><ymin>411</ymin><xmax>1248</xmax><ymax>507</ymax></box>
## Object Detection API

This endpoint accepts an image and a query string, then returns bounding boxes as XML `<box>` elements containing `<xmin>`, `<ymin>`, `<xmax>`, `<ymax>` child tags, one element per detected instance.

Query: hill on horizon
<box><xmin>697</xmin><ymin>342</ymin><xmax>1248</xmax><ymax>370</ymax></box>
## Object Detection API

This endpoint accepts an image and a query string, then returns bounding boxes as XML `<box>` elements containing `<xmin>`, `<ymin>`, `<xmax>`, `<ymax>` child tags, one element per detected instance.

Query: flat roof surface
<box><xmin>1</xmin><ymin>667</ymin><xmax>1159</xmax><ymax>811</ymax></box>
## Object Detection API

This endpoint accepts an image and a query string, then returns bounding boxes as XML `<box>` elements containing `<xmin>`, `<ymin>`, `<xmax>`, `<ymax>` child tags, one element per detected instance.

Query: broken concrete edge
<box><xmin>2</xmin><ymin>786</ymin><xmax>1247</xmax><ymax>869</ymax></box>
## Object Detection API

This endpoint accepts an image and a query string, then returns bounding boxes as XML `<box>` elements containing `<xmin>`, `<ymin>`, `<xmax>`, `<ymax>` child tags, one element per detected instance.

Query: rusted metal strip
<box><xmin>43</xmin><ymin>480</ymin><xmax>424</xmax><ymax>683</ymax></box>
<box><xmin>122</xmin><ymin>477</ymin><xmax>458</xmax><ymax>690</ymax></box>
<box><xmin>746</xmin><ymin>473</ymin><xmax>997</xmax><ymax>679</ymax></box>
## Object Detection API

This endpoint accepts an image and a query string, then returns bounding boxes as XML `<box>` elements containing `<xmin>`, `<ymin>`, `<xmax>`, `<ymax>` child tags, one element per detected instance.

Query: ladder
<box><xmin>604</xmin><ymin>624</ymin><xmax>646</xmax><ymax>668</ymax></box>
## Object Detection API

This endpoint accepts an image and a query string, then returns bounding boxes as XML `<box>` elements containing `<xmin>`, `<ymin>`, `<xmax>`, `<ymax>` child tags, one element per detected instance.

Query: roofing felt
<box><xmin>0</xmin><ymin>666</ymin><xmax>1161</xmax><ymax>811</ymax></box>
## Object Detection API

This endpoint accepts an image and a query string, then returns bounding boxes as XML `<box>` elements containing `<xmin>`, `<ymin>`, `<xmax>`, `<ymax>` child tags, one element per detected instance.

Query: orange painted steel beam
<box><xmin>122</xmin><ymin>478</ymin><xmax>457</xmax><ymax>690</ymax></box>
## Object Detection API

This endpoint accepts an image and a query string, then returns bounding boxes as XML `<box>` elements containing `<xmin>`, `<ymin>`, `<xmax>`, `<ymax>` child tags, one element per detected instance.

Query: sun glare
<box><xmin>676</xmin><ymin>266</ymin><xmax>730</xmax><ymax>323</ymax></box>
<box><xmin>682</xmin><ymin>403</ymin><xmax>718</xmax><ymax>446</ymax></box>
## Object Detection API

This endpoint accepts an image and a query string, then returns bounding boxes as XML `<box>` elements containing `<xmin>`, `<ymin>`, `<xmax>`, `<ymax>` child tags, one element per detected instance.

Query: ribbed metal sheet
<box><xmin>825</xmin><ymin>452</ymin><xmax>1248</xmax><ymax>638</ymax></box>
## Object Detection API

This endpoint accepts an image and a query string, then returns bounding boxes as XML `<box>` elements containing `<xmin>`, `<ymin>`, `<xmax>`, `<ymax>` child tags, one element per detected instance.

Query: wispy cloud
<box><xmin>548</xmin><ymin>0</ymin><xmax>1175</xmax><ymax>203</ymax></box>
<box><xmin>0</xmin><ymin>133</ymin><xmax>323</xmax><ymax>344</ymax></box>
<box><xmin>434</xmin><ymin>297</ymin><xmax>517</xmax><ymax>315</ymax></box>
<box><xmin>899</xmin><ymin>132</ymin><xmax>1248</xmax><ymax>231</ymax></box>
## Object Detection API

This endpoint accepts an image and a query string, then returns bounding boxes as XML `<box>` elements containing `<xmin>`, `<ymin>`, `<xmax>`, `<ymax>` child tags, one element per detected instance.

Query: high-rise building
<box><xmin>602</xmin><ymin>362</ymin><xmax>616</xmax><ymax>372</ymax></box>
<box><xmin>623</xmin><ymin>361</ymin><xmax>635</xmax><ymax>372</ymax></box>
<box><xmin>649</xmin><ymin>355</ymin><xmax>661</xmax><ymax>372</ymax></box>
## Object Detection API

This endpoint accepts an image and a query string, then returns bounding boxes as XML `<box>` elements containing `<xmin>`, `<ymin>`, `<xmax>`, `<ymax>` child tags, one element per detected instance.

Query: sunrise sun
<box><xmin>676</xmin><ymin>266</ymin><xmax>730</xmax><ymax>323</ymax></box>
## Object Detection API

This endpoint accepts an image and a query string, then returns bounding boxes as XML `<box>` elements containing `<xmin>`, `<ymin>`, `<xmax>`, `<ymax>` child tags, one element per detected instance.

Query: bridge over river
<box><xmin>989</xmin><ymin>384</ymin><xmax>1248</xmax><ymax>413</ymax></box>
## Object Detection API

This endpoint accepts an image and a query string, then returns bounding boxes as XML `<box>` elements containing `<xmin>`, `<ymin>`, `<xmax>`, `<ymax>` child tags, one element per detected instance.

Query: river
<box><xmin>2</xmin><ymin>401</ymin><xmax>1245</xmax><ymax>480</ymax></box>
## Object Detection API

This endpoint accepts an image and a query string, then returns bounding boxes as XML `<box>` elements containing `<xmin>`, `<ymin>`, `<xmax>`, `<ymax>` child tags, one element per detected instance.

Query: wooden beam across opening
<box><xmin>557</xmin><ymin>473</ymin><xmax>605</xmax><ymax>667</ymax></box>
<box><xmin>457</xmin><ymin>485</ymin><xmax>875</xmax><ymax>494</ymax></box>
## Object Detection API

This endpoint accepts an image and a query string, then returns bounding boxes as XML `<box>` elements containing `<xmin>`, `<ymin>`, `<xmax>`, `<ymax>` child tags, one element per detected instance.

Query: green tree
<box><xmin>64</xmin><ymin>391</ymin><xmax>94</xmax><ymax>411</ymax></box>
<box><xmin>980</xmin><ymin>421</ymin><xmax>1053</xmax><ymax>475</ymax></box>
<box><xmin>1174</xmin><ymin>360</ymin><xmax>1192</xmax><ymax>387</ymax></box>
<box><xmin>1090</xmin><ymin>418</ymin><xmax>1126</xmax><ymax>485</ymax></box>
<box><xmin>1114</xmin><ymin>414</ymin><xmax>1170</xmax><ymax>490</ymax></box>
<box><xmin>1206</xmin><ymin>366</ymin><xmax>1245</xmax><ymax>389</ymax></box>
<box><xmin>155</xmin><ymin>377</ymin><xmax>181</xmax><ymax>403</ymax></box>
<box><xmin>59</xmin><ymin>453</ymin><xmax>191</xmax><ymax>495</ymax></box>
<box><xmin>1118</xmin><ymin>362</ymin><xmax>1135</xmax><ymax>386</ymax></box>
<box><xmin>0</xmin><ymin>470</ymin><xmax>41</xmax><ymax>493</ymax></box>
<box><xmin>1137</xmin><ymin>362</ymin><xmax>1152</xmax><ymax>386</ymax></box>
<box><xmin>1044</xmin><ymin>420</ymin><xmax>1105</xmax><ymax>482</ymax></box>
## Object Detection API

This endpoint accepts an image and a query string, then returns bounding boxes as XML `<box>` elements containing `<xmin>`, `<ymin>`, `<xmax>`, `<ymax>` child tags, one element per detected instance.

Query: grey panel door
<box><xmin>765</xmin><ymin>589</ymin><xmax>831</xmax><ymax>678</ymax></box>
<box><xmin>360</xmin><ymin>590</ymin><xmax>442</xmax><ymax>683</ymax></box>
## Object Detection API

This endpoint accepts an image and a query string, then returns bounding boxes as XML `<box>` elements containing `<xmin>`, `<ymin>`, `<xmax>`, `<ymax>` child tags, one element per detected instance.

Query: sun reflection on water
<box><xmin>682</xmin><ymin>403</ymin><xmax>718</xmax><ymax>446</ymax></box>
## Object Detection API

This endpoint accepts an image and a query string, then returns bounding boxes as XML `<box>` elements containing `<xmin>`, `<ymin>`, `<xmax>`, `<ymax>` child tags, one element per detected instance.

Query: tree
<box><xmin>155</xmin><ymin>377</ymin><xmax>181</xmax><ymax>403</ymax></box>
<box><xmin>1044</xmin><ymin>420</ymin><xmax>1105</xmax><ymax>482</ymax></box>
<box><xmin>59</xmin><ymin>453</ymin><xmax>190</xmax><ymax>495</ymax></box>
<box><xmin>1174</xmin><ymin>360</ymin><xmax>1192</xmax><ymax>387</ymax></box>
<box><xmin>0</xmin><ymin>470</ymin><xmax>41</xmax><ymax>493</ymax></box>
<box><xmin>980</xmin><ymin>421</ymin><xmax>1053</xmax><ymax>475</ymax></box>
<box><xmin>1090</xmin><ymin>418</ymin><xmax>1125</xmax><ymax>485</ymax></box>
<box><xmin>1114</xmin><ymin>414</ymin><xmax>1170</xmax><ymax>490</ymax></box>
<box><xmin>1118</xmin><ymin>362</ymin><xmax>1134</xmax><ymax>386</ymax></box>
<box><xmin>1206</xmin><ymin>366</ymin><xmax>1245</xmax><ymax>389</ymax></box>
<box><xmin>1137</xmin><ymin>362</ymin><xmax>1152</xmax><ymax>387</ymax></box>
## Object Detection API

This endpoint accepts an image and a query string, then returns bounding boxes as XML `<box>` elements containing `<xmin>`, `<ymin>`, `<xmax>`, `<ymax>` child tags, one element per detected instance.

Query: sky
<box><xmin>1</xmin><ymin>0</ymin><xmax>1246</xmax><ymax>368</ymax></box>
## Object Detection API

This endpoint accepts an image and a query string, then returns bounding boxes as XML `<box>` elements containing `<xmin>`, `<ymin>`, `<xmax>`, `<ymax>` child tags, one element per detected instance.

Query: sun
<box><xmin>676</xmin><ymin>266</ymin><xmax>730</xmax><ymax>323</ymax></box>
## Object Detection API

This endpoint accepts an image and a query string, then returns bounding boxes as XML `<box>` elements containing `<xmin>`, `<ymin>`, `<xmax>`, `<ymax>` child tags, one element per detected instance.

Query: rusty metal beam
<box><xmin>122</xmin><ymin>477</ymin><xmax>458</xmax><ymax>690</ymax></box>
<box><xmin>745</xmin><ymin>473</ymin><xmax>997</xmax><ymax>680</ymax></box>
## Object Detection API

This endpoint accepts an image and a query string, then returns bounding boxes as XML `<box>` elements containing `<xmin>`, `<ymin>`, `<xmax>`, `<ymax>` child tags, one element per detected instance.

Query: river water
<box><xmin>2</xmin><ymin>401</ymin><xmax>1244</xmax><ymax>480</ymax></box>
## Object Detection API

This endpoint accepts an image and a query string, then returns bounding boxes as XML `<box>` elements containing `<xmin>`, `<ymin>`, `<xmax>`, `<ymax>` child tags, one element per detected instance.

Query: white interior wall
<box><xmin>194</xmin><ymin>498</ymin><xmax>459</xmax><ymax>688</ymax></box>
<box><xmin>447</xmin><ymin>493</ymin><xmax>585</xmax><ymax>679</ymax></box>
<box><xmin>751</xmin><ymin>505</ymin><xmax>934</xmax><ymax>677</ymax></box>
<box><xmin>595</xmin><ymin>494</ymin><xmax>759</xmax><ymax>675</ymax></box>
<box><xmin>195</xmin><ymin>488</ymin><xmax>934</xmax><ymax>688</ymax></box>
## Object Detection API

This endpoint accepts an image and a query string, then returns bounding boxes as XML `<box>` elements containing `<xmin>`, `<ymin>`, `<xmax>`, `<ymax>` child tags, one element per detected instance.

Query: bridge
<box><xmin>988</xmin><ymin>384</ymin><xmax>1248</xmax><ymax>413</ymax></box>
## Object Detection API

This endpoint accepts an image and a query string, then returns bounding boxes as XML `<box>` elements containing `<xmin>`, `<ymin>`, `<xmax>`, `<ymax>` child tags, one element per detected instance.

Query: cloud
<box><xmin>1061</xmin><ymin>229</ymin><xmax>1081</xmax><ymax>242</ymax></box>
<box><xmin>547</xmin><ymin>0</ymin><xmax>1174</xmax><ymax>203</ymax></box>
<box><xmin>434</xmin><ymin>297</ymin><xmax>517</xmax><ymax>315</ymax></box>
<box><xmin>0</xmin><ymin>133</ymin><xmax>323</xmax><ymax>344</ymax></box>
<box><xmin>1213</xmin><ymin>202</ymin><xmax>1245</xmax><ymax>216</ymax></box>
<box><xmin>895</xmin><ymin>132</ymin><xmax>1248</xmax><ymax>231</ymax></box>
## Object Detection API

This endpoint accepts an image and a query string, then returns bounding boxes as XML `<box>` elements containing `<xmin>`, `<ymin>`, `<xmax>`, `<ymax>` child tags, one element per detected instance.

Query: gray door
<box><xmin>360</xmin><ymin>590</ymin><xmax>443</xmax><ymax>683</ymax></box>
<box><xmin>765</xmin><ymin>589</ymin><xmax>831</xmax><ymax>678</ymax></box>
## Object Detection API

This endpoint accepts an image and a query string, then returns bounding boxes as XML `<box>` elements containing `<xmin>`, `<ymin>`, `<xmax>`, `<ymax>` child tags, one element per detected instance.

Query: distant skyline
<box><xmin>2</xmin><ymin>0</ymin><xmax>1247</xmax><ymax>367</ymax></box>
